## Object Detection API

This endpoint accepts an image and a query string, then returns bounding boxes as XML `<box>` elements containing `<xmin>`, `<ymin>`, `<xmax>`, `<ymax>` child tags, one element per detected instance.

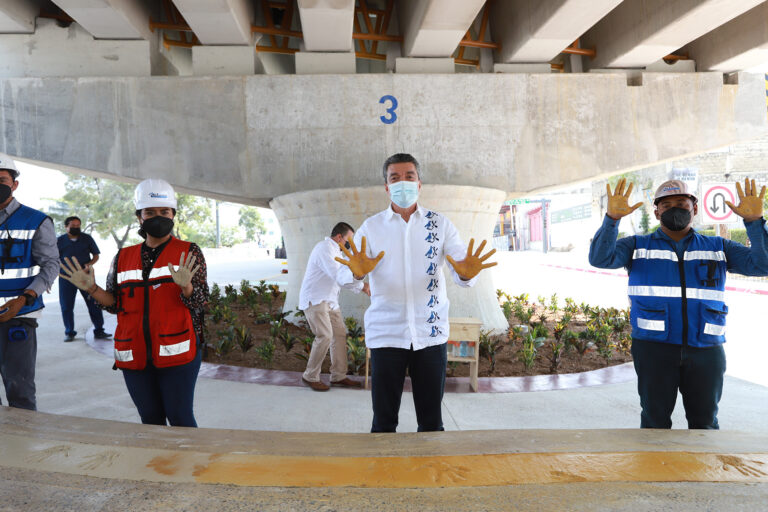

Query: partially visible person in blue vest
<box><xmin>589</xmin><ymin>178</ymin><xmax>768</xmax><ymax>429</ymax></box>
<box><xmin>57</xmin><ymin>216</ymin><xmax>112</xmax><ymax>342</ymax></box>
<box><xmin>60</xmin><ymin>179</ymin><xmax>209</xmax><ymax>427</ymax></box>
<box><xmin>0</xmin><ymin>153</ymin><xmax>60</xmax><ymax>411</ymax></box>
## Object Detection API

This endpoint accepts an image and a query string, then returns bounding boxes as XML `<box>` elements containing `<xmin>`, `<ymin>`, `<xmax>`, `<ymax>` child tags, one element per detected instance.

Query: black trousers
<box><xmin>631</xmin><ymin>338</ymin><xmax>726</xmax><ymax>429</ymax></box>
<box><xmin>0</xmin><ymin>318</ymin><xmax>38</xmax><ymax>410</ymax></box>
<box><xmin>370</xmin><ymin>343</ymin><xmax>447</xmax><ymax>433</ymax></box>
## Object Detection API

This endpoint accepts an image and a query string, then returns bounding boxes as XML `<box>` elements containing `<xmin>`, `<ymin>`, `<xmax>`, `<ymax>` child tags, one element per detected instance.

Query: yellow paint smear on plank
<box><xmin>191</xmin><ymin>451</ymin><xmax>768</xmax><ymax>488</ymax></box>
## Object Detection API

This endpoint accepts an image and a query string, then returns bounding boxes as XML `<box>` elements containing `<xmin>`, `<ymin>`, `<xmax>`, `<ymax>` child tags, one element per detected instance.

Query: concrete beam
<box><xmin>582</xmin><ymin>0</ymin><xmax>765</xmax><ymax>69</ymax></box>
<box><xmin>297</xmin><ymin>0</ymin><xmax>354</xmax><ymax>52</ymax></box>
<box><xmin>192</xmin><ymin>46</ymin><xmax>255</xmax><ymax>75</ymax></box>
<box><xmin>52</xmin><ymin>0</ymin><xmax>151</xmax><ymax>40</ymax></box>
<box><xmin>171</xmin><ymin>0</ymin><xmax>254</xmax><ymax>46</ymax></box>
<box><xmin>684</xmin><ymin>2</ymin><xmax>768</xmax><ymax>73</ymax></box>
<box><xmin>0</xmin><ymin>0</ymin><xmax>38</xmax><ymax>33</ymax></box>
<box><xmin>397</xmin><ymin>0</ymin><xmax>485</xmax><ymax>58</ymax></box>
<box><xmin>489</xmin><ymin>0</ymin><xmax>622</xmax><ymax>64</ymax></box>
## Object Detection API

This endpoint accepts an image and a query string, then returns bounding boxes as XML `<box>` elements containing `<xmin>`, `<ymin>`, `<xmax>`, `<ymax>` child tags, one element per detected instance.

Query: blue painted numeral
<box><xmin>379</xmin><ymin>95</ymin><xmax>398</xmax><ymax>124</ymax></box>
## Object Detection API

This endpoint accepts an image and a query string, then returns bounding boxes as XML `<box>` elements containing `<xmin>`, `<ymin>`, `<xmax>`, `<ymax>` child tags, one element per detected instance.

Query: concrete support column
<box><xmin>270</xmin><ymin>185</ymin><xmax>508</xmax><ymax>333</ymax></box>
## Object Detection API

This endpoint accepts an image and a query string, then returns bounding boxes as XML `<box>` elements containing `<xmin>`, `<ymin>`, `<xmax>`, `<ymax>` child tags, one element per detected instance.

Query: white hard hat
<box><xmin>0</xmin><ymin>153</ymin><xmax>19</xmax><ymax>179</ymax></box>
<box><xmin>134</xmin><ymin>179</ymin><xmax>177</xmax><ymax>210</ymax></box>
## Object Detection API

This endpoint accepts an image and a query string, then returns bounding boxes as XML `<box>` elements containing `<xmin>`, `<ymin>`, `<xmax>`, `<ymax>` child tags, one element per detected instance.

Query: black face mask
<box><xmin>142</xmin><ymin>216</ymin><xmax>174</xmax><ymax>238</ymax></box>
<box><xmin>68</xmin><ymin>227</ymin><xmax>81</xmax><ymax>236</ymax></box>
<box><xmin>660</xmin><ymin>207</ymin><xmax>692</xmax><ymax>231</ymax></box>
<box><xmin>344</xmin><ymin>241</ymin><xmax>351</xmax><ymax>250</ymax></box>
<box><xmin>0</xmin><ymin>184</ymin><xmax>11</xmax><ymax>204</ymax></box>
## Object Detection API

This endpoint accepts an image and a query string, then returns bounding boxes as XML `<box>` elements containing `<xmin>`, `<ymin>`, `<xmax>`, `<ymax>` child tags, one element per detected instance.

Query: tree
<box><xmin>47</xmin><ymin>175</ymin><xmax>138</xmax><ymax>250</ymax></box>
<box><xmin>238</xmin><ymin>206</ymin><xmax>265</xmax><ymax>242</ymax></box>
<box><xmin>173</xmin><ymin>193</ymin><xmax>214</xmax><ymax>246</ymax></box>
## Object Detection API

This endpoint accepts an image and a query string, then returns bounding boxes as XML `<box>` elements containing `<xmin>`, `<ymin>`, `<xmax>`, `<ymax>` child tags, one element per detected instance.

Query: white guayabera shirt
<box><xmin>299</xmin><ymin>237</ymin><xmax>364</xmax><ymax>311</ymax></box>
<box><xmin>337</xmin><ymin>205</ymin><xmax>476</xmax><ymax>350</ymax></box>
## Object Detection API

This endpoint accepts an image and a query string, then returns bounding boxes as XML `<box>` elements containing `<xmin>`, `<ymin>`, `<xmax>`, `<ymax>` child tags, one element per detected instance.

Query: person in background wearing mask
<box><xmin>0</xmin><ymin>153</ymin><xmax>59</xmax><ymax>411</ymax></box>
<box><xmin>57</xmin><ymin>216</ymin><xmax>111</xmax><ymax>342</ymax></box>
<box><xmin>589</xmin><ymin>178</ymin><xmax>768</xmax><ymax>429</ymax></box>
<box><xmin>336</xmin><ymin>153</ymin><xmax>497</xmax><ymax>432</ymax></box>
<box><xmin>299</xmin><ymin>222</ymin><xmax>370</xmax><ymax>391</ymax></box>
<box><xmin>60</xmin><ymin>179</ymin><xmax>209</xmax><ymax>427</ymax></box>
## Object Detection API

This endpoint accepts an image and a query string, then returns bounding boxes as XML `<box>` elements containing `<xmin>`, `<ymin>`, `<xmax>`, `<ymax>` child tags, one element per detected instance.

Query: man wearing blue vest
<box><xmin>590</xmin><ymin>178</ymin><xmax>768</xmax><ymax>429</ymax></box>
<box><xmin>57</xmin><ymin>216</ymin><xmax>111</xmax><ymax>342</ymax></box>
<box><xmin>0</xmin><ymin>153</ymin><xmax>60</xmax><ymax>410</ymax></box>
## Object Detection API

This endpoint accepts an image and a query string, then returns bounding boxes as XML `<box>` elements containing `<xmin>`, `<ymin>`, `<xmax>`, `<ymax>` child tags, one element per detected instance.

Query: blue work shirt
<box><xmin>57</xmin><ymin>232</ymin><xmax>100</xmax><ymax>266</ymax></box>
<box><xmin>589</xmin><ymin>215</ymin><xmax>768</xmax><ymax>275</ymax></box>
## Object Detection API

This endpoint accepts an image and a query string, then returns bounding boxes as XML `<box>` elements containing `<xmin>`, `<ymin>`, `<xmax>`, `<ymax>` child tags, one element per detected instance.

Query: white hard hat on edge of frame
<box><xmin>134</xmin><ymin>179</ymin><xmax>177</xmax><ymax>210</ymax></box>
<box><xmin>0</xmin><ymin>153</ymin><xmax>19</xmax><ymax>179</ymax></box>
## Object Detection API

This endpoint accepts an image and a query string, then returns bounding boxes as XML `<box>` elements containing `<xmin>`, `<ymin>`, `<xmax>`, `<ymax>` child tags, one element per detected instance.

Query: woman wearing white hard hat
<box><xmin>60</xmin><ymin>178</ymin><xmax>209</xmax><ymax>427</ymax></box>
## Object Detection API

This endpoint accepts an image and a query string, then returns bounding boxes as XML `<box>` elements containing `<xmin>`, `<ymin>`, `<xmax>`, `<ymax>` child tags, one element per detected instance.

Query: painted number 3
<box><xmin>379</xmin><ymin>95</ymin><xmax>398</xmax><ymax>124</ymax></box>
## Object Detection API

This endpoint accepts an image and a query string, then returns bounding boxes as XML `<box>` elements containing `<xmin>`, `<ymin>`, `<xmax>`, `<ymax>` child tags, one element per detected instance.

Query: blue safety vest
<box><xmin>0</xmin><ymin>205</ymin><xmax>47</xmax><ymax>315</ymax></box>
<box><xmin>628</xmin><ymin>231</ymin><xmax>727</xmax><ymax>347</ymax></box>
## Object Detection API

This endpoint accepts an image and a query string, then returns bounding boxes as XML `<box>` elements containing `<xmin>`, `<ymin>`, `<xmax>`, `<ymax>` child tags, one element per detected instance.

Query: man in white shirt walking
<box><xmin>336</xmin><ymin>153</ymin><xmax>496</xmax><ymax>432</ymax></box>
<box><xmin>300</xmin><ymin>222</ymin><xmax>370</xmax><ymax>391</ymax></box>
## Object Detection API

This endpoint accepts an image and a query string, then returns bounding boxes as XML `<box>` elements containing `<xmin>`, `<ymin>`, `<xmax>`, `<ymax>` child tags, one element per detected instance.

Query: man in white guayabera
<box><xmin>336</xmin><ymin>153</ymin><xmax>496</xmax><ymax>433</ymax></box>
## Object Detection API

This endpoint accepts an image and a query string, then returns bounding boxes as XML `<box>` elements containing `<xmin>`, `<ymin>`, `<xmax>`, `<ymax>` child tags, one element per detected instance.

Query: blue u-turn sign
<box><xmin>379</xmin><ymin>95</ymin><xmax>398</xmax><ymax>124</ymax></box>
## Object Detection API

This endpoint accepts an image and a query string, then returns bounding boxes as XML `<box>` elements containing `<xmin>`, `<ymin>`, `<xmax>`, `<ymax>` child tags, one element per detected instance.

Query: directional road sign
<box><xmin>702</xmin><ymin>183</ymin><xmax>738</xmax><ymax>224</ymax></box>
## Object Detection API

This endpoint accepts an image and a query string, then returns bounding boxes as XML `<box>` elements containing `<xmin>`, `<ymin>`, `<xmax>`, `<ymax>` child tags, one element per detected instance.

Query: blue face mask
<box><xmin>388</xmin><ymin>181</ymin><xmax>419</xmax><ymax>208</ymax></box>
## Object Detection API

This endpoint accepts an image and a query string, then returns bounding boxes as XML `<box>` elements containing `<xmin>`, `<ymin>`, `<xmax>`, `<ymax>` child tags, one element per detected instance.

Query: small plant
<box><xmin>574</xmin><ymin>327</ymin><xmax>597</xmax><ymax>357</ymax></box>
<box><xmin>518</xmin><ymin>333</ymin><xmax>541</xmax><ymax>369</ymax></box>
<box><xmin>561</xmin><ymin>329</ymin><xmax>578</xmax><ymax>353</ymax></box>
<box><xmin>255</xmin><ymin>338</ymin><xmax>276</xmax><ymax>366</ymax></box>
<box><xmin>223</xmin><ymin>284</ymin><xmax>238</xmax><ymax>304</ymax></box>
<box><xmin>507</xmin><ymin>325</ymin><xmax>525</xmax><ymax>344</ymax></box>
<box><xmin>563</xmin><ymin>297</ymin><xmax>579</xmax><ymax>315</ymax></box>
<box><xmin>209</xmin><ymin>283</ymin><xmax>222</xmax><ymax>306</ymax></box>
<box><xmin>553</xmin><ymin>313</ymin><xmax>572</xmax><ymax>343</ymax></box>
<box><xmin>501</xmin><ymin>300</ymin><xmax>513</xmax><ymax>320</ymax></box>
<box><xmin>548</xmin><ymin>339</ymin><xmax>565</xmax><ymax>373</ymax></box>
<box><xmin>255</xmin><ymin>280</ymin><xmax>269</xmax><ymax>302</ymax></box>
<box><xmin>234</xmin><ymin>325</ymin><xmax>254</xmax><ymax>353</ymax></box>
<box><xmin>281</xmin><ymin>330</ymin><xmax>297</xmax><ymax>353</ymax></box>
<box><xmin>447</xmin><ymin>361</ymin><xmax>459</xmax><ymax>376</ymax></box>
<box><xmin>294</xmin><ymin>335</ymin><xmax>315</xmax><ymax>362</ymax></box>
<box><xmin>549</xmin><ymin>293</ymin><xmax>559</xmax><ymax>313</ymax></box>
<box><xmin>530</xmin><ymin>323</ymin><xmax>549</xmax><ymax>341</ymax></box>
<box><xmin>537</xmin><ymin>295</ymin><xmax>547</xmax><ymax>309</ymax></box>
<box><xmin>213</xmin><ymin>325</ymin><xmax>236</xmax><ymax>357</ymax></box>
<box><xmin>346</xmin><ymin>336</ymin><xmax>367</xmax><ymax>375</ymax></box>
<box><xmin>478</xmin><ymin>329</ymin><xmax>502</xmax><ymax>375</ymax></box>
<box><xmin>617</xmin><ymin>333</ymin><xmax>633</xmax><ymax>354</ymax></box>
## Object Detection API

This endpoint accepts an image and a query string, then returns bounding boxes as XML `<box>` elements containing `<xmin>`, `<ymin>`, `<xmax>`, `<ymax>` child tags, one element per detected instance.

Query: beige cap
<box><xmin>653</xmin><ymin>179</ymin><xmax>697</xmax><ymax>205</ymax></box>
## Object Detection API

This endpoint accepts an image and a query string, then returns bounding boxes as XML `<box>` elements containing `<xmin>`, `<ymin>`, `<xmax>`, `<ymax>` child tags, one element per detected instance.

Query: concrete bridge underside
<box><xmin>1</xmin><ymin>408</ymin><xmax>767</xmax><ymax>510</ymax></box>
<box><xmin>1</xmin><ymin>72</ymin><xmax>766</xmax><ymax>329</ymax></box>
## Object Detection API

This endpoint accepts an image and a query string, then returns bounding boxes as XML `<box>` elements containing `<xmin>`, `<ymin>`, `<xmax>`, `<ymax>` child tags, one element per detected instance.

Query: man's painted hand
<box><xmin>169</xmin><ymin>252</ymin><xmax>200</xmax><ymax>289</ymax></box>
<box><xmin>0</xmin><ymin>296</ymin><xmax>26</xmax><ymax>323</ymax></box>
<box><xmin>725</xmin><ymin>178</ymin><xmax>765</xmax><ymax>222</ymax></box>
<box><xmin>335</xmin><ymin>236</ymin><xmax>384</xmax><ymax>280</ymax></box>
<box><xmin>607</xmin><ymin>178</ymin><xmax>643</xmax><ymax>219</ymax></box>
<box><xmin>446</xmin><ymin>239</ymin><xmax>497</xmax><ymax>280</ymax></box>
<box><xmin>60</xmin><ymin>257</ymin><xmax>96</xmax><ymax>292</ymax></box>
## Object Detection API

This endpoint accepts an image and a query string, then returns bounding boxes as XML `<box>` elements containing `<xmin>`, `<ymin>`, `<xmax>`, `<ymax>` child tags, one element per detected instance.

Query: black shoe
<box><xmin>94</xmin><ymin>331</ymin><xmax>112</xmax><ymax>340</ymax></box>
<box><xmin>64</xmin><ymin>332</ymin><xmax>77</xmax><ymax>342</ymax></box>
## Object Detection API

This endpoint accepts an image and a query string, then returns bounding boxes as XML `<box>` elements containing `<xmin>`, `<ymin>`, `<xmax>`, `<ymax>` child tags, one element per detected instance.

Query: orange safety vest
<box><xmin>113</xmin><ymin>237</ymin><xmax>197</xmax><ymax>370</ymax></box>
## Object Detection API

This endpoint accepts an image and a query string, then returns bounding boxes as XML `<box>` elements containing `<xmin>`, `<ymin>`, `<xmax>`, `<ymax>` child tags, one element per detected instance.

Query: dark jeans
<box><xmin>631</xmin><ymin>338</ymin><xmax>726</xmax><ymax>429</ymax></box>
<box><xmin>0</xmin><ymin>318</ymin><xmax>38</xmax><ymax>410</ymax></box>
<box><xmin>59</xmin><ymin>277</ymin><xmax>105</xmax><ymax>335</ymax></box>
<box><xmin>370</xmin><ymin>343</ymin><xmax>447</xmax><ymax>433</ymax></box>
<box><xmin>122</xmin><ymin>349</ymin><xmax>202</xmax><ymax>427</ymax></box>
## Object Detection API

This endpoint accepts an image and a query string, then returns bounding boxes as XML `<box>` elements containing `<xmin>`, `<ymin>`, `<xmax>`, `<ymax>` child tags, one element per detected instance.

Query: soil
<box><xmin>203</xmin><ymin>293</ymin><xmax>633</xmax><ymax>378</ymax></box>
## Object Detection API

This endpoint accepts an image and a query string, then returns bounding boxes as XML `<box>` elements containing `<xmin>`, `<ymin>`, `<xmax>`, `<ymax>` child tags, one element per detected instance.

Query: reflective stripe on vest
<box><xmin>159</xmin><ymin>339</ymin><xmax>190</xmax><ymax>357</ymax></box>
<box><xmin>633</xmin><ymin>248</ymin><xmax>678</xmax><ymax>261</ymax></box>
<box><xmin>0</xmin><ymin>266</ymin><xmax>39</xmax><ymax>280</ymax></box>
<box><xmin>117</xmin><ymin>266</ymin><xmax>177</xmax><ymax>284</ymax></box>
<box><xmin>704</xmin><ymin>323</ymin><xmax>727</xmax><ymax>336</ymax></box>
<box><xmin>628</xmin><ymin>285</ymin><xmax>725</xmax><ymax>302</ymax></box>
<box><xmin>0</xmin><ymin>205</ymin><xmax>48</xmax><ymax>316</ymax></box>
<box><xmin>637</xmin><ymin>318</ymin><xmax>665</xmax><ymax>331</ymax></box>
<box><xmin>114</xmin><ymin>348</ymin><xmax>133</xmax><ymax>362</ymax></box>
<box><xmin>0</xmin><ymin>229</ymin><xmax>36</xmax><ymax>240</ymax></box>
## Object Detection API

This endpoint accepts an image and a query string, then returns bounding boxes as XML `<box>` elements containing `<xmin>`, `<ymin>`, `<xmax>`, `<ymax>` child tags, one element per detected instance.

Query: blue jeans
<box><xmin>121</xmin><ymin>349</ymin><xmax>202</xmax><ymax>427</ymax></box>
<box><xmin>631</xmin><ymin>338</ymin><xmax>726</xmax><ymax>429</ymax></box>
<box><xmin>59</xmin><ymin>277</ymin><xmax>105</xmax><ymax>335</ymax></box>
<box><xmin>370</xmin><ymin>343</ymin><xmax>447</xmax><ymax>433</ymax></box>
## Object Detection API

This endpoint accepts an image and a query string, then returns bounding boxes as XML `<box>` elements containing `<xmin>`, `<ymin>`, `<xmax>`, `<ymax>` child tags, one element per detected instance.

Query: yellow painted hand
<box><xmin>445</xmin><ymin>239</ymin><xmax>497</xmax><ymax>280</ymax></box>
<box><xmin>335</xmin><ymin>236</ymin><xmax>384</xmax><ymax>279</ymax></box>
<box><xmin>725</xmin><ymin>178</ymin><xmax>765</xmax><ymax>222</ymax></box>
<box><xmin>607</xmin><ymin>178</ymin><xmax>643</xmax><ymax>219</ymax></box>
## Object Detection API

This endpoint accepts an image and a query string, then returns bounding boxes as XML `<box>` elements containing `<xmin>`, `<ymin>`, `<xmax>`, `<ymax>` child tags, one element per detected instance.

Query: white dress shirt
<box><xmin>338</xmin><ymin>205</ymin><xmax>476</xmax><ymax>350</ymax></box>
<box><xmin>299</xmin><ymin>237</ymin><xmax>363</xmax><ymax>311</ymax></box>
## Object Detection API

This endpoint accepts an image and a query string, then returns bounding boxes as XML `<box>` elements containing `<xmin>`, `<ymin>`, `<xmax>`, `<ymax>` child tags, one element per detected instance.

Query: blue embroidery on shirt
<box><xmin>425</xmin><ymin>246</ymin><xmax>438</xmax><ymax>259</ymax></box>
<box><xmin>426</xmin><ymin>262</ymin><xmax>438</xmax><ymax>275</ymax></box>
<box><xmin>427</xmin><ymin>311</ymin><xmax>440</xmax><ymax>323</ymax></box>
<box><xmin>427</xmin><ymin>279</ymin><xmax>439</xmax><ymax>291</ymax></box>
<box><xmin>427</xmin><ymin>295</ymin><xmax>439</xmax><ymax>308</ymax></box>
<box><xmin>429</xmin><ymin>326</ymin><xmax>443</xmax><ymax>337</ymax></box>
<box><xmin>425</xmin><ymin>220</ymin><xmax>438</xmax><ymax>230</ymax></box>
<box><xmin>425</xmin><ymin>211</ymin><xmax>439</xmax><ymax>219</ymax></box>
<box><xmin>425</xmin><ymin>232</ymin><xmax>440</xmax><ymax>243</ymax></box>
